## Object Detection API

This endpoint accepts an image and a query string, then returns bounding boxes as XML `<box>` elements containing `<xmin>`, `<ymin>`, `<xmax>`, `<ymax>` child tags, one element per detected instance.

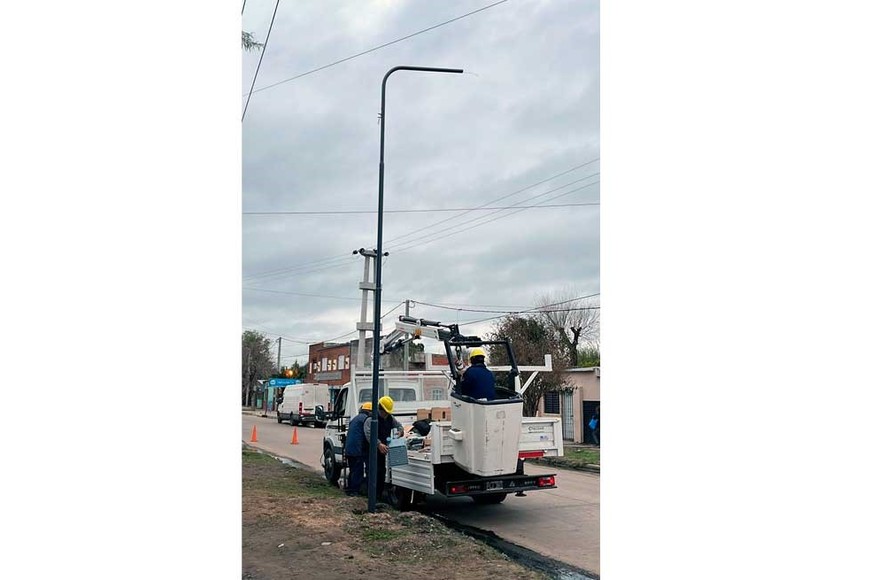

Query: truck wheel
<box><xmin>472</xmin><ymin>493</ymin><xmax>507</xmax><ymax>505</ymax></box>
<box><xmin>390</xmin><ymin>485</ymin><xmax>413</xmax><ymax>511</ymax></box>
<box><xmin>277</xmin><ymin>414</ymin><xmax>283</xmax><ymax>424</ymax></box>
<box><xmin>323</xmin><ymin>447</ymin><xmax>341</xmax><ymax>486</ymax></box>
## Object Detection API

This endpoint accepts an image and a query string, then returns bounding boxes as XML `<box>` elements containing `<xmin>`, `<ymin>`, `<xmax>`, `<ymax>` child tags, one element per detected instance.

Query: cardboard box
<box><xmin>430</xmin><ymin>407</ymin><xmax>451</xmax><ymax>421</ymax></box>
<box><xmin>416</xmin><ymin>407</ymin><xmax>452</xmax><ymax>422</ymax></box>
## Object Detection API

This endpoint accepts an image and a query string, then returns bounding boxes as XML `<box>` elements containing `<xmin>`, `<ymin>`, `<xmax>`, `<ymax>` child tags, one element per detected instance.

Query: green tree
<box><xmin>577</xmin><ymin>346</ymin><xmax>601</xmax><ymax>367</ymax></box>
<box><xmin>242</xmin><ymin>331</ymin><xmax>275</xmax><ymax>406</ymax></box>
<box><xmin>385</xmin><ymin>342</ymin><xmax>424</xmax><ymax>370</ymax></box>
<box><xmin>290</xmin><ymin>359</ymin><xmax>307</xmax><ymax>381</ymax></box>
<box><xmin>486</xmin><ymin>316</ymin><xmax>571</xmax><ymax>416</ymax></box>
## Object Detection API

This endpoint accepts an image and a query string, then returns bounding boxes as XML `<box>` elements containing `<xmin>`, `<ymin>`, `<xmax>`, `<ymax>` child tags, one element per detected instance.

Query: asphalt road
<box><xmin>243</xmin><ymin>412</ymin><xmax>599</xmax><ymax>575</ymax></box>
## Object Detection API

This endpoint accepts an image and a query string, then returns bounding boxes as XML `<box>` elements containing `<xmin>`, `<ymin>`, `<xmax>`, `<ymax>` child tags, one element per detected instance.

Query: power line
<box><xmin>243</xmin><ymin>326</ymin><xmax>316</xmax><ymax>343</ymax></box>
<box><xmin>241</xmin><ymin>160</ymin><xmax>597</xmax><ymax>282</ymax></box>
<box><xmin>412</xmin><ymin>300</ymin><xmax>600</xmax><ymax>314</ymax></box>
<box><xmin>243</xmin><ymin>254</ymin><xmax>357</xmax><ymax>282</ymax></box>
<box><xmin>242</xmin><ymin>202</ymin><xmax>599</xmax><ymax>216</ymax></box>
<box><xmin>243</xmin><ymin>0</ymin><xmax>509</xmax><ymax>97</ymax></box>
<box><xmin>388</xmin><ymin>178</ymin><xmax>599</xmax><ymax>255</ymax></box>
<box><xmin>457</xmin><ymin>293</ymin><xmax>601</xmax><ymax>325</ymax></box>
<box><xmin>244</xmin><ymin>287</ymin><xmax>361</xmax><ymax>301</ymax></box>
<box><xmin>386</xmin><ymin>158</ymin><xmax>599</xmax><ymax>245</ymax></box>
<box><xmin>242</xmin><ymin>0</ymin><xmax>281</xmax><ymax>121</ymax></box>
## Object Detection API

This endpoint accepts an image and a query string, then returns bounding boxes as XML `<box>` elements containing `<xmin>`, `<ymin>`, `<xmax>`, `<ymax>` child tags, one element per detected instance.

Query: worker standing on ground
<box><xmin>364</xmin><ymin>395</ymin><xmax>403</xmax><ymax>500</ymax></box>
<box><xmin>343</xmin><ymin>402</ymin><xmax>372</xmax><ymax>496</ymax></box>
<box><xmin>458</xmin><ymin>347</ymin><xmax>496</xmax><ymax>400</ymax></box>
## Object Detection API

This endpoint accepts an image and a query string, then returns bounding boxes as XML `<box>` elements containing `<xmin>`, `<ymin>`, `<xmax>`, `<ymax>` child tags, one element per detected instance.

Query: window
<box><xmin>430</xmin><ymin>388</ymin><xmax>444</xmax><ymax>400</ymax></box>
<box><xmin>338</xmin><ymin>355</ymin><xmax>345</xmax><ymax>370</ymax></box>
<box><xmin>334</xmin><ymin>389</ymin><xmax>347</xmax><ymax>418</ymax></box>
<box><xmin>544</xmin><ymin>391</ymin><xmax>561</xmax><ymax>414</ymax></box>
<box><xmin>358</xmin><ymin>387</ymin><xmax>417</xmax><ymax>404</ymax></box>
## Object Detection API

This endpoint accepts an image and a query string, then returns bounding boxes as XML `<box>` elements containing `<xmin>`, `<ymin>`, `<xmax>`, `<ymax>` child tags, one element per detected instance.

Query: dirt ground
<box><xmin>242</xmin><ymin>448</ymin><xmax>547</xmax><ymax>580</ymax></box>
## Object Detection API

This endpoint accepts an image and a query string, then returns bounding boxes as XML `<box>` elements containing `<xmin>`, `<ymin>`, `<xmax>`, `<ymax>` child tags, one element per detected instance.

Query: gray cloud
<box><xmin>243</xmin><ymin>0</ymin><xmax>599</xmax><ymax>357</ymax></box>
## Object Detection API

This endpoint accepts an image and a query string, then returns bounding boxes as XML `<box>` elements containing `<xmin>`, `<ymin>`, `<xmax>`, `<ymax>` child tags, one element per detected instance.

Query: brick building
<box><xmin>306</xmin><ymin>339</ymin><xmax>453</xmax><ymax>399</ymax></box>
<box><xmin>307</xmin><ymin>342</ymin><xmax>352</xmax><ymax>386</ymax></box>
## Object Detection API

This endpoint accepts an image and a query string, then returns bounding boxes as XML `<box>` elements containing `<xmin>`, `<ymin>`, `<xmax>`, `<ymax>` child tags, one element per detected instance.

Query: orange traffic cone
<box><xmin>250</xmin><ymin>425</ymin><xmax>258</xmax><ymax>443</ymax></box>
<box><xmin>291</xmin><ymin>427</ymin><xmax>299</xmax><ymax>445</ymax></box>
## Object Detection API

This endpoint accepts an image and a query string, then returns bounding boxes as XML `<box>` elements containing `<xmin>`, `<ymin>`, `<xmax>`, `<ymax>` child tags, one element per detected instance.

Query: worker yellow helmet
<box><xmin>378</xmin><ymin>395</ymin><xmax>394</xmax><ymax>414</ymax></box>
<box><xmin>360</xmin><ymin>402</ymin><xmax>372</xmax><ymax>411</ymax></box>
<box><xmin>469</xmin><ymin>347</ymin><xmax>486</xmax><ymax>359</ymax></box>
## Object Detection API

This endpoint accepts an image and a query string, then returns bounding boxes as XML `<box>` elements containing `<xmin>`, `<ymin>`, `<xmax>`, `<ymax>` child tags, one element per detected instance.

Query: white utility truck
<box><xmin>318</xmin><ymin>316</ymin><xmax>563</xmax><ymax>509</ymax></box>
<box><xmin>277</xmin><ymin>382</ymin><xmax>331</xmax><ymax>428</ymax></box>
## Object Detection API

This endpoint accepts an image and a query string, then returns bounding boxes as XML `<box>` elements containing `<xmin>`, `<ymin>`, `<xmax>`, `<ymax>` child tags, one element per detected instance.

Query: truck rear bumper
<box><xmin>444</xmin><ymin>473</ymin><xmax>557</xmax><ymax>497</ymax></box>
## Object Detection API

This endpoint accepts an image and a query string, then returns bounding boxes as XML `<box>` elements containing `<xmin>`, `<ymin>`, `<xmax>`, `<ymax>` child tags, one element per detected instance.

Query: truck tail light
<box><xmin>299</xmin><ymin>402</ymin><xmax>303</xmax><ymax>413</ymax></box>
<box><xmin>537</xmin><ymin>476</ymin><xmax>556</xmax><ymax>487</ymax></box>
<box><xmin>449</xmin><ymin>484</ymin><xmax>467</xmax><ymax>495</ymax></box>
<box><xmin>518</xmin><ymin>450</ymin><xmax>544</xmax><ymax>459</ymax></box>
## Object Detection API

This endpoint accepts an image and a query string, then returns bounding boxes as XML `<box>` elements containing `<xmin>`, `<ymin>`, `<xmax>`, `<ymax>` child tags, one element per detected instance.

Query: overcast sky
<box><xmin>242</xmin><ymin>0</ymin><xmax>599</xmax><ymax>364</ymax></box>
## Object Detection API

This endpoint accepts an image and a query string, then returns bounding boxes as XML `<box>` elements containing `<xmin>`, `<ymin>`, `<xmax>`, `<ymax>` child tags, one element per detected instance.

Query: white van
<box><xmin>277</xmin><ymin>383</ymin><xmax>331</xmax><ymax>427</ymax></box>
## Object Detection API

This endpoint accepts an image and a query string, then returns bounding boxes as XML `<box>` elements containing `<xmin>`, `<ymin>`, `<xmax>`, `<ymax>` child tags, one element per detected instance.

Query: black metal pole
<box><xmin>367</xmin><ymin>65</ymin><xmax>463</xmax><ymax>513</ymax></box>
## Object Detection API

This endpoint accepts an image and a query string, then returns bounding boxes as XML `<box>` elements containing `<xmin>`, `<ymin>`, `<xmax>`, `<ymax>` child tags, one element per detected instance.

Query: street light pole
<box><xmin>367</xmin><ymin>65</ymin><xmax>463</xmax><ymax>513</ymax></box>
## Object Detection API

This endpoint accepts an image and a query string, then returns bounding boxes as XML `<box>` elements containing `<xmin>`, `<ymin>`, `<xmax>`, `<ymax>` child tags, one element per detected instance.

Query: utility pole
<box><xmin>354</xmin><ymin>248</ymin><xmax>386</xmax><ymax>369</ymax></box>
<box><xmin>277</xmin><ymin>336</ymin><xmax>283</xmax><ymax>373</ymax></box>
<box><xmin>403</xmin><ymin>299</ymin><xmax>410</xmax><ymax>371</ymax></box>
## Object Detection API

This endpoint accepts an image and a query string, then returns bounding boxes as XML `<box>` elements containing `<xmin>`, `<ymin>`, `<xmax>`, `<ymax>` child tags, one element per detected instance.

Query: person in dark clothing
<box><xmin>343</xmin><ymin>402</ymin><xmax>372</xmax><ymax>496</ymax></box>
<box><xmin>457</xmin><ymin>347</ymin><xmax>496</xmax><ymax>400</ymax></box>
<box><xmin>589</xmin><ymin>406</ymin><xmax>600</xmax><ymax>446</ymax></box>
<box><xmin>363</xmin><ymin>396</ymin><xmax>404</xmax><ymax>500</ymax></box>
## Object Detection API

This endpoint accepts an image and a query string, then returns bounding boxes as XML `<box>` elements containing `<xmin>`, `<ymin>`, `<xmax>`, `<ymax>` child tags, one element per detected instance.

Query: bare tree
<box><xmin>535</xmin><ymin>289</ymin><xmax>600</xmax><ymax>367</ymax></box>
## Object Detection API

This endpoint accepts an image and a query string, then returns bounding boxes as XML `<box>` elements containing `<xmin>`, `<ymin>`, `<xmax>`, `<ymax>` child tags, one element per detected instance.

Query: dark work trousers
<box><xmin>346</xmin><ymin>455</ymin><xmax>365</xmax><ymax>495</ymax></box>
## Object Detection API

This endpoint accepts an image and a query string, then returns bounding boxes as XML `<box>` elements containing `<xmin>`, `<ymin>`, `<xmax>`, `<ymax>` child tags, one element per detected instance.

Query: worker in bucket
<box><xmin>457</xmin><ymin>347</ymin><xmax>496</xmax><ymax>400</ymax></box>
<box><xmin>343</xmin><ymin>402</ymin><xmax>373</xmax><ymax>496</ymax></box>
<box><xmin>364</xmin><ymin>395</ymin><xmax>404</xmax><ymax>500</ymax></box>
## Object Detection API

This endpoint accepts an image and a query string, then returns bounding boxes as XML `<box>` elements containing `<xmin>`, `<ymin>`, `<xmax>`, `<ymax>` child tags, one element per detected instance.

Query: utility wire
<box><xmin>244</xmin><ymin>287</ymin><xmax>362</xmax><ymax>301</ymax></box>
<box><xmin>412</xmin><ymin>300</ymin><xmax>600</xmax><ymax>314</ymax></box>
<box><xmin>388</xmin><ymin>178</ymin><xmax>600</xmax><ymax>255</ymax></box>
<box><xmin>386</xmin><ymin>158</ymin><xmax>599</xmax><ymax>245</ymax></box>
<box><xmin>243</xmin><ymin>202</ymin><xmax>599</xmax><ymax>215</ymax></box>
<box><xmin>243</xmin><ymin>253</ymin><xmax>356</xmax><ymax>281</ymax></box>
<box><xmin>243</xmin><ymin>0</ymin><xmax>509</xmax><ymax>97</ymax></box>
<box><xmin>242</xmin><ymin>0</ymin><xmax>281</xmax><ymax>121</ymax></box>
<box><xmin>242</xmin><ymin>160</ymin><xmax>597</xmax><ymax>282</ymax></box>
<box><xmin>241</xmin><ymin>0</ymin><xmax>246</xmax><ymax>15</ymax></box>
<box><xmin>243</xmin><ymin>326</ymin><xmax>317</xmax><ymax>343</ymax></box>
<box><xmin>242</xmin><ymin>284</ymin><xmax>415</xmax><ymax>304</ymax></box>
<box><xmin>457</xmin><ymin>293</ymin><xmax>601</xmax><ymax>326</ymax></box>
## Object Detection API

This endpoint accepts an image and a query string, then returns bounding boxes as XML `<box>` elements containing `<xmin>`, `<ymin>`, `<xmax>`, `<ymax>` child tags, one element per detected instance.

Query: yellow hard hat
<box><xmin>360</xmin><ymin>402</ymin><xmax>372</xmax><ymax>411</ymax></box>
<box><xmin>378</xmin><ymin>395</ymin><xmax>394</xmax><ymax>414</ymax></box>
<box><xmin>469</xmin><ymin>347</ymin><xmax>486</xmax><ymax>359</ymax></box>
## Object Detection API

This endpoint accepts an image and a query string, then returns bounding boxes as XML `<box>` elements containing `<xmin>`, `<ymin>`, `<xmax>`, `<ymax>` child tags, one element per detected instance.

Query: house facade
<box><xmin>536</xmin><ymin>366</ymin><xmax>600</xmax><ymax>443</ymax></box>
